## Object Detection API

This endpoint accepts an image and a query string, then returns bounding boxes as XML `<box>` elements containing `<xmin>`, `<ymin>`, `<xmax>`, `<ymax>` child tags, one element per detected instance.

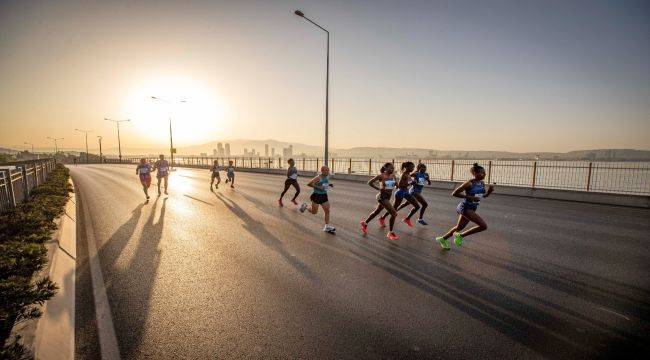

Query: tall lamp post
<box><xmin>75</xmin><ymin>129</ymin><xmax>92</xmax><ymax>163</ymax></box>
<box><xmin>104</xmin><ymin>118</ymin><xmax>130</xmax><ymax>163</ymax></box>
<box><xmin>46</xmin><ymin>137</ymin><xmax>64</xmax><ymax>157</ymax></box>
<box><xmin>24</xmin><ymin>142</ymin><xmax>34</xmax><ymax>152</ymax></box>
<box><xmin>97</xmin><ymin>136</ymin><xmax>103</xmax><ymax>163</ymax></box>
<box><xmin>294</xmin><ymin>9</ymin><xmax>330</xmax><ymax>165</ymax></box>
<box><xmin>151</xmin><ymin>96</ymin><xmax>186</xmax><ymax>166</ymax></box>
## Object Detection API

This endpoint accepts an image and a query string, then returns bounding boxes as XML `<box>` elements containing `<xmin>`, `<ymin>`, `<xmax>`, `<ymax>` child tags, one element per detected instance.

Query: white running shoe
<box><xmin>323</xmin><ymin>224</ymin><xmax>336</xmax><ymax>233</ymax></box>
<box><xmin>299</xmin><ymin>203</ymin><xmax>308</xmax><ymax>213</ymax></box>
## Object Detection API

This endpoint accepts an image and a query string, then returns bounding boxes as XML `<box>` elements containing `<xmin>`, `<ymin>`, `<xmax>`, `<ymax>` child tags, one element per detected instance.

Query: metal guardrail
<box><xmin>105</xmin><ymin>156</ymin><xmax>650</xmax><ymax>196</ymax></box>
<box><xmin>0</xmin><ymin>158</ymin><xmax>57</xmax><ymax>213</ymax></box>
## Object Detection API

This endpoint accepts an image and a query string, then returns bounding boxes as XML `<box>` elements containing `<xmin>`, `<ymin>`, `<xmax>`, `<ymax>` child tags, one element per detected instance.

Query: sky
<box><xmin>1</xmin><ymin>0</ymin><xmax>649</xmax><ymax>153</ymax></box>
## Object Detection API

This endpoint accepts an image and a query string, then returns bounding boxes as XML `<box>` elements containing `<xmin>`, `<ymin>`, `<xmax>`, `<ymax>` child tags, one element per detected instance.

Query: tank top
<box><xmin>313</xmin><ymin>176</ymin><xmax>329</xmax><ymax>195</ymax></box>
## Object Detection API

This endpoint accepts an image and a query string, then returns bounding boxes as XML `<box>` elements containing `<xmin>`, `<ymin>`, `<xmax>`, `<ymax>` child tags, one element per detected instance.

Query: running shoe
<box><xmin>387</xmin><ymin>232</ymin><xmax>399</xmax><ymax>241</ymax></box>
<box><xmin>324</xmin><ymin>224</ymin><xmax>336</xmax><ymax>233</ymax></box>
<box><xmin>454</xmin><ymin>232</ymin><xmax>463</xmax><ymax>247</ymax></box>
<box><xmin>378</xmin><ymin>217</ymin><xmax>386</xmax><ymax>227</ymax></box>
<box><xmin>291</xmin><ymin>199</ymin><xmax>298</xmax><ymax>205</ymax></box>
<box><xmin>436</xmin><ymin>236</ymin><xmax>451</xmax><ymax>250</ymax></box>
<box><xmin>403</xmin><ymin>218</ymin><xmax>413</xmax><ymax>228</ymax></box>
<box><xmin>299</xmin><ymin>203</ymin><xmax>308</xmax><ymax>213</ymax></box>
<box><xmin>360</xmin><ymin>221</ymin><xmax>368</xmax><ymax>234</ymax></box>
<box><xmin>417</xmin><ymin>219</ymin><xmax>428</xmax><ymax>225</ymax></box>
<box><xmin>278</xmin><ymin>199</ymin><xmax>283</xmax><ymax>207</ymax></box>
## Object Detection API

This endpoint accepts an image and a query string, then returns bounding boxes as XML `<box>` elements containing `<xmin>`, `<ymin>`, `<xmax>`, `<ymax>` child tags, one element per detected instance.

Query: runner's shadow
<box><xmin>103</xmin><ymin>196</ymin><xmax>167</xmax><ymax>359</ymax></box>
<box><xmin>214</xmin><ymin>193</ymin><xmax>319</xmax><ymax>282</ymax></box>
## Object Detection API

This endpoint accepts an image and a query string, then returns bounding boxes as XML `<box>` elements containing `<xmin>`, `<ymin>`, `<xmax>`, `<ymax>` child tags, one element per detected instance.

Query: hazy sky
<box><xmin>1</xmin><ymin>0</ymin><xmax>649</xmax><ymax>153</ymax></box>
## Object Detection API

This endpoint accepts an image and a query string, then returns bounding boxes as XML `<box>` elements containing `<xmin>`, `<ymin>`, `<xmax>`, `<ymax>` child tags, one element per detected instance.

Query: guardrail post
<box><xmin>531</xmin><ymin>161</ymin><xmax>538</xmax><ymax>189</ymax></box>
<box><xmin>586</xmin><ymin>162</ymin><xmax>593</xmax><ymax>191</ymax></box>
<box><xmin>368</xmin><ymin>158</ymin><xmax>372</xmax><ymax>175</ymax></box>
<box><xmin>331</xmin><ymin>157</ymin><xmax>334</xmax><ymax>172</ymax></box>
<box><xmin>316</xmin><ymin>158</ymin><xmax>319</xmax><ymax>171</ymax></box>
<box><xmin>450</xmin><ymin>160</ymin><xmax>455</xmax><ymax>181</ymax></box>
<box><xmin>487</xmin><ymin>160</ymin><xmax>492</xmax><ymax>184</ymax></box>
<box><xmin>348</xmin><ymin>158</ymin><xmax>352</xmax><ymax>174</ymax></box>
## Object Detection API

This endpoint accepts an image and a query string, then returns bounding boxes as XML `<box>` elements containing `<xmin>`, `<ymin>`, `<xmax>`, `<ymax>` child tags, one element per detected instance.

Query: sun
<box><xmin>122</xmin><ymin>76</ymin><xmax>225</xmax><ymax>147</ymax></box>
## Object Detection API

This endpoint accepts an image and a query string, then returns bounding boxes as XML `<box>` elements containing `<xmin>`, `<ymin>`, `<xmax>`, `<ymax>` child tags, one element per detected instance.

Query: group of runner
<box><xmin>134</xmin><ymin>156</ymin><xmax>494</xmax><ymax>249</ymax></box>
<box><xmin>277</xmin><ymin>158</ymin><xmax>494</xmax><ymax>249</ymax></box>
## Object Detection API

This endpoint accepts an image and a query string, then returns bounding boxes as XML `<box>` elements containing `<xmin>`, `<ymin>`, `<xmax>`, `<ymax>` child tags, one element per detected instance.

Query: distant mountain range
<box><xmin>2</xmin><ymin>141</ymin><xmax>649</xmax><ymax>161</ymax></box>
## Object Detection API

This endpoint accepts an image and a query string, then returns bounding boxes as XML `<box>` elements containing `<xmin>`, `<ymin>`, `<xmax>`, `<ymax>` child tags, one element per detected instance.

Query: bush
<box><xmin>0</xmin><ymin>164</ymin><xmax>70</xmax><ymax>359</ymax></box>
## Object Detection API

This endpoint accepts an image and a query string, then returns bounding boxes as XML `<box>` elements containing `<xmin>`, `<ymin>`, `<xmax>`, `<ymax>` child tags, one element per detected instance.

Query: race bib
<box><xmin>138</xmin><ymin>168</ymin><xmax>149</xmax><ymax>174</ymax></box>
<box><xmin>290</xmin><ymin>173</ymin><xmax>298</xmax><ymax>180</ymax></box>
<box><xmin>417</xmin><ymin>177</ymin><xmax>426</xmax><ymax>185</ymax></box>
<box><xmin>159</xmin><ymin>166</ymin><xmax>168</xmax><ymax>172</ymax></box>
<box><xmin>384</xmin><ymin>179</ymin><xmax>395</xmax><ymax>189</ymax></box>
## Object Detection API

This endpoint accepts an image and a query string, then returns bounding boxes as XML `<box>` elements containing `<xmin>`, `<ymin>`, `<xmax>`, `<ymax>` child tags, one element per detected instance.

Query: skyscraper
<box><xmin>225</xmin><ymin>143</ymin><xmax>230</xmax><ymax>157</ymax></box>
<box><xmin>217</xmin><ymin>142</ymin><xmax>225</xmax><ymax>157</ymax></box>
<box><xmin>265</xmin><ymin>144</ymin><xmax>269</xmax><ymax>157</ymax></box>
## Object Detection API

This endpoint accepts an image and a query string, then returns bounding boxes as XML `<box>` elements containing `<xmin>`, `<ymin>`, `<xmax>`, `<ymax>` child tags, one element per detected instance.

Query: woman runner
<box><xmin>210</xmin><ymin>160</ymin><xmax>221</xmax><ymax>190</ymax></box>
<box><xmin>278</xmin><ymin>158</ymin><xmax>300</xmax><ymax>206</ymax></box>
<box><xmin>136</xmin><ymin>158</ymin><xmax>152</xmax><ymax>200</ymax></box>
<box><xmin>393</xmin><ymin>163</ymin><xmax>432</xmax><ymax>225</ymax></box>
<box><xmin>225</xmin><ymin>160</ymin><xmax>235</xmax><ymax>188</ymax></box>
<box><xmin>435</xmin><ymin>163</ymin><xmax>494</xmax><ymax>250</ymax></box>
<box><xmin>299</xmin><ymin>166</ymin><xmax>335</xmax><ymax>233</ymax></box>
<box><xmin>378</xmin><ymin>161</ymin><xmax>420</xmax><ymax>228</ymax></box>
<box><xmin>153</xmin><ymin>154</ymin><xmax>170</xmax><ymax>195</ymax></box>
<box><xmin>360</xmin><ymin>162</ymin><xmax>401</xmax><ymax>240</ymax></box>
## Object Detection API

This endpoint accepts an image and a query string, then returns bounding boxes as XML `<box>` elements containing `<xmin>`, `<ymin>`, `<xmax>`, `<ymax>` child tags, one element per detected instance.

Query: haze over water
<box><xmin>1</xmin><ymin>0</ymin><xmax>649</xmax><ymax>152</ymax></box>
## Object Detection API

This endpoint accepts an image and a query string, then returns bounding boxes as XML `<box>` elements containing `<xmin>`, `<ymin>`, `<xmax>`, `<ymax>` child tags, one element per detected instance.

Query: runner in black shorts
<box><xmin>278</xmin><ymin>158</ymin><xmax>300</xmax><ymax>206</ymax></box>
<box><xmin>210</xmin><ymin>160</ymin><xmax>221</xmax><ymax>190</ymax></box>
<box><xmin>360</xmin><ymin>162</ymin><xmax>400</xmax><ymax>240</ymax></box>
<box><xmin>300</xmin><ymin>166</ymin><xmax>335</xmax><ymax>233</ymax></box>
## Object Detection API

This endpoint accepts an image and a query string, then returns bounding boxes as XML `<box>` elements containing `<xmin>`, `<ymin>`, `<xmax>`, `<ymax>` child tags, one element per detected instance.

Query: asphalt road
<box><xmin>70</xmin><ymin>164</ymin><xmax>650</xmax><ymax>359</ymax></box>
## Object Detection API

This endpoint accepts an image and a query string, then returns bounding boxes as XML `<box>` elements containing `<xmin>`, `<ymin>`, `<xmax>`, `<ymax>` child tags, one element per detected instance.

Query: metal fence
<box><xmin>106</xmin><ymin>156</ymin><xmax>650</xmax><ymax>196</ymax></box>
<box><xmin>0</xmin><ymin>158</ymin><xmax>57</xmax><ymax>213</ymax></box>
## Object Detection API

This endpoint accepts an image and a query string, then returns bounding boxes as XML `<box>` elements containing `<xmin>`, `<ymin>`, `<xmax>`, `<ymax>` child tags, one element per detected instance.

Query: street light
<box><xmin>24</xmin><ymin>142</ymin><xmax>34</xmax><ymax>152</ymax></box>
<box><xmin>97</xmin><ymin>136</ymin><xmax>103</xmax><ymax>163</ymax></box>
<box><xmin>75</xmin><ymin>129</ymin><xmax>92</xmax><ymax>163</ymax></box>
<box><xmin>294</xmin><ymin>9</ymin><xmax>330</xmax><ymax>165</ymax></box>
<box><xmin>104</xmin><ymin>118</ymin><xmax>130</xmax><ymax>163</ymax></box>
<box><xmin>46</xmin><ymin>137</ymin><xmax>64</xmax><ymax>154</ymax></box>
<box><xmin>151</xmin><ymin>96</ymin><xmax>186</xmax><ymax>166</ymax></box>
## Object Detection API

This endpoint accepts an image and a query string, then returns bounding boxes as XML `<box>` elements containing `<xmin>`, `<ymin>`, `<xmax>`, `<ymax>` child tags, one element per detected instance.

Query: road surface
<box><xmin>70</xmin><ymin>164</ymin><xmax>650</xmax><ymax>359</ymax></box>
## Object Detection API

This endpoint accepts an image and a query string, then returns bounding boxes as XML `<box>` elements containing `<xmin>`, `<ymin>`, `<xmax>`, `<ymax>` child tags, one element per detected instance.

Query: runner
<box><xmin>359</xmin><ymin>162</ymin><xmax>400</xmax><ymax>240</ymax></box>
<box><xmin>393</xmin><ymin>163</ymin><xmax>432</xmax><ymax>225</ymax></box>
<box><xmin>278</xmin><ymin>158</ymin><xmax>300</xmax><ymax>206</ymax></box>
<box><xmin>153</xmin><ymin>154</ymin><xmax>170</xmax><ymax>195</ymax></box>
<box><xmin>435</xmin><ymin>163</ymin><xmax>494</xmax><ymax>250</ymax></box>
<box><xmin>299</xmin><ymin>166</ymin><xmax>335</xmax><ymax>234</ymax></box>
<box><xmin>136</xmin><ymin>158</ymin><xmax>152</xmax><ymax>200</ymax></box>
<box><xmin>225</xmin><ymin>160</ymin><xmax>235</xmax><ymax>188</ymax></box>
<box><xmin>210</xmin><ymin>160</ymin><xmax>221</xmax><ymax>190</ymax></box>
<box><xmin>378</xmin><ymin>161</ymin><xmax>420</xmax><ymax>228</ymax></box>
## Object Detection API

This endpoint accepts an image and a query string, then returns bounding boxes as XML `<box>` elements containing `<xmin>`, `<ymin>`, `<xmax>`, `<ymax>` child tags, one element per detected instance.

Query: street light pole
<box><xmin>24</xmin><ymin>142</ymin><xmax>34</xmax><ymax>152</ymax></box>
<box><xmin>46</xmin><ymin>137</ymin><xmax>64</xmax><ymax>156</ymax></box>
<box><xmin>104</xmin><ymin>118</ymin><xmax>130</xmax><ymax>163</ymax></box>
<box><xmin>294</xmin><ymin>9</ymin><xmax>330</xmax><ymax>166</ymax></box>
<box><xmin>151</xmin><ymin>96</ymin><xmax>186</xmax><ymax>166</ymax></box>
<box><xmin>75</xmin><ymin>129</ymin><xmax>92</xmax><ymax>163</ymax></box>
<box><xmin>97</xmin><ymin>136</ymin><xmax>103</xmax><ymax>163</ymax></box>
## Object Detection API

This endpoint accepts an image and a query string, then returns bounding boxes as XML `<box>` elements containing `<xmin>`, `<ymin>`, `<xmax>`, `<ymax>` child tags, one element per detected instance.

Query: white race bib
<box><xmin>417</xmin><ymin>178</ymin><xmax>426</xmax><ymax>185</ymax></box>
<box><xmin>290</xmin><ymin>173</ymin><xmax>298</xmax><ymax>180</ymax></box>
<box><xmin>138</xmin><ymin>168</ymin><xmax>149</xmax><ymax>174</ymax></box>
<box><xmin>384</xmin><ymin>179</ymin><xmax>395</xmax><ymax>189</ymax></box>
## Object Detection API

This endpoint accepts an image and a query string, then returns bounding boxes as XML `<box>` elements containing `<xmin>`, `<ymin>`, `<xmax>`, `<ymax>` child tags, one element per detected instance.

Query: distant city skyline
<box><xmin>1</xmin><ymin>0</ymin><xmax>649</xmax><ymax>152</ymax></box>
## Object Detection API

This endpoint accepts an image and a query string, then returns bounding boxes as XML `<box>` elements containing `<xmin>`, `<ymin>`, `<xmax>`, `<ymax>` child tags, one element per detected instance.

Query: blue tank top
<box><xmin>413</xmin><ymin>172</ymin><xmax>428</xmax><ymax>189</ymax></box>
<box><xmin>313</xmin><ymin>176</ymin><xmax>329</xmax><ymax>195</ymax></box>
<box><xmin>464</xmin><ymin>180</ymin><xmax>486</xmax><ymax>204</ymax></box>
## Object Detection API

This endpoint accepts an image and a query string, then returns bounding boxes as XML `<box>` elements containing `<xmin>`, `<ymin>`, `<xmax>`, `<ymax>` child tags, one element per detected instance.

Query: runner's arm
<box><xmin>367</xmin><ymin>175</ymin><xmax>381</xmax><ymax>190</ymax></box>
<box><xmin>452</xmin><ymin>180</ymin><xmax>474</xmax><ymax>200</ymax></box>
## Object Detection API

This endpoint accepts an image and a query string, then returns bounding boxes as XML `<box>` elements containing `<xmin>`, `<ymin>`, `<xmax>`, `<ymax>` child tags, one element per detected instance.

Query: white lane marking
<box><xmin>80</xmin><ymin>186</ymin><xmax>121</xmax><ymax>359</ymax></box>
<box><xmin>597</xmin><ymin>306</ymin><xmax>631</xmax><ymax>321</ymax></box>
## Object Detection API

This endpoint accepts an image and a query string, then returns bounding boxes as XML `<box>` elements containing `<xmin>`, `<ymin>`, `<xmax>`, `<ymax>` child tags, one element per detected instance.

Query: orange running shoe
<box><xmin>387</xmin><ymin>232</ymin><xmax>399</xmax><ymax>241</ymax></box>
<box><xmin>360</xmin><ymin>221</ymin><xmax>368</xmax><ymax>234</ymax></box>
<box><xmin>403</xmin><ymin>218</ymin><xmax>413</xmax><ymax>228</ymax></box>
<box><xmin>378</xmin><ymin>217</ymin><xmax>386</xmax><ymax>227</ymax></box>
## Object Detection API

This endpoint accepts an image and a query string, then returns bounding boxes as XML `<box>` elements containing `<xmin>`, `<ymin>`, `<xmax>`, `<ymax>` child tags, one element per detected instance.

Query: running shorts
<box><xmin>310</xmin><ymin>193</ymin><xmax>328</xmax><ymax>205</ymax></box>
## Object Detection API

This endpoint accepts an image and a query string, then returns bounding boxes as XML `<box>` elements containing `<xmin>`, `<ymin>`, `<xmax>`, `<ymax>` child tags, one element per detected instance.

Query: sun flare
<box><xmin>122</xmin><ymin>76</ymin><xmax>225</xmax><ymax>147</ymax></box>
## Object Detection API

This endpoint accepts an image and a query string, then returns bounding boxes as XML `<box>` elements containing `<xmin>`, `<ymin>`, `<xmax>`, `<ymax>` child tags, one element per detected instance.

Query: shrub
<box><xmin>0</xmin><ymin>164</ymin><xmax>70</xmax><ymax>359</ymax></box>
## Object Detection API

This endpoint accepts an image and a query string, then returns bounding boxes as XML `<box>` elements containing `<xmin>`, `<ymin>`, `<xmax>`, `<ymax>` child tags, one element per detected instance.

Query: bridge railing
<box><xmin>104</xmin><ymin>156</ymin><xmax>650</xmax><ymax>196</ymax></box>
<box><xmin>0</xmin><ymin>158</ymin><xmax>57</xmax><ymax>212</ymax></box>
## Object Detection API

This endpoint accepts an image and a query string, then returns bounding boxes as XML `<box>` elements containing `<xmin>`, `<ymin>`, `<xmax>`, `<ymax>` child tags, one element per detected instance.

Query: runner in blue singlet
<box><xmin>435</xmin><ymin>163</ymin><xmax>494</xmax><ymax>250</ymax></box>
<box><xmin>153</xmin><ymin>154</ymin><xmax>170</xmax><ymax>196</ymax></box>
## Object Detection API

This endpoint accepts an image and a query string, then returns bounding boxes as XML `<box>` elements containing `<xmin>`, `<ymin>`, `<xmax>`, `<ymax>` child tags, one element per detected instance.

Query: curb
<box><xmin>10</xmin><ymin>180</ymin><xmax>76</xmax><ymax>360</ymax></box>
